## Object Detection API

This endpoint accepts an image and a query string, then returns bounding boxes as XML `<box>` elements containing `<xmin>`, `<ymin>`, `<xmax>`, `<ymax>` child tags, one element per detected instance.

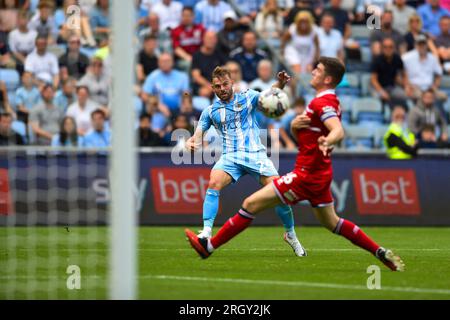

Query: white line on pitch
<box><xmin>5</xmin><ymin>248</ymin><xmax>450</xmax><ymax>252</ymax></box>
<box><xmin>148</xmin><ymin>275</ymin><xmax>450</xmax><ymax>296</ymax></box>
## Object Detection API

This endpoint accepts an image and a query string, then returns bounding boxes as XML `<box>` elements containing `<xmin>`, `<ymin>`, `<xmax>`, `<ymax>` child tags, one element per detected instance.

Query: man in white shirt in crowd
<box><xmin>66</xmin><ymin>86</ymin><xmax>104</xmax><ymax>136</ymax></box>
<box><xmin>316</xmin><ymin>13</ymin><xmax>344</xmax><ymax>61</ymax></box>
<box><xmin>402</xmin><ymin>34</ymin><xmax>447</xmax><ymax>103</ymax></box>
<box><xmin>25</xmin><ymin>35</ymin><xmax>59</xmax><ymax>89</ymax></box>
<box><xmin>152</xmin><ymin>0</ymin><xmax>183</xmax><ymax>31</ymax></box>
<box><xmin>8</xmin><ymin>10</ymin><xmax>37</xmax><ymax>69</ymax></box>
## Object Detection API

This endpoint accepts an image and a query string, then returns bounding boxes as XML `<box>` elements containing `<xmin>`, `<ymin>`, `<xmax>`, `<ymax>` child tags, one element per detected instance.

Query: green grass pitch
<box><xmin>1</xmin><ymin>226</ymin><xmax>450</xmax><ymax>299</ymax></box>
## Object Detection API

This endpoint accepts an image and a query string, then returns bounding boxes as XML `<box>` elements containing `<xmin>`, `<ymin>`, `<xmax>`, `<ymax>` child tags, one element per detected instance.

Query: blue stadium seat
<box><xmin>352</xmin><ymin>97</ymin><xmax>383</xmax><ymax>124</ymax></box>
<box><xmin>0</xmin><ymin>69</ymin><xmax>20</xmax><ymax>92</ymax></box>
<box><xmin>339</xmin><ymin>95</ymin><xmax>355</xmax><ymax>125</ymax></box>
<box><xmin>359</xmin><ymin>72</ymin><xmax>372</xmax><ymax>97</ymax></box>
<box><xmin>374</xmin><ymin>125</ymin><xmax>389</xmax><ymax>149</ymax></box>
<box><xmin>344</xmin><ymin>124</ymin><xmax>375</xmax><ymax>150</ymax></box>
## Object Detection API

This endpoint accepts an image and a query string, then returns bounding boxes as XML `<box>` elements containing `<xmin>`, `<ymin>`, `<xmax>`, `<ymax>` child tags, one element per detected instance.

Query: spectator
<box><xmin>404</xmin><ymin>14</ymin><xmax>438</xmax><ymax>53</ymax></box>
<box><xmin>230</xmin><ymin>31</ymin><xmax>267</xmax><ymax>82</ymax></box>
<box><xmin>255</xmin><ymin>0</ymin><xmax>284</xmax><ymax>48</ymax></box>
<box><xmin>139</xmin><ymin>13</ymin><xmax>173</xmax><ymax>54</ymax></box>
<box><xmin>402</xmin><ymin>34</ymin><xmax>447</xmax><ymax>102</ymax></box>
<box><xmin>78</xmin><ymin>57</ymin><xmax>110</xmax><ymax>107</ymax></box>
<box><xmin>66</xmin><ymin>86</ymin><xmax>103</xmax><ymax>136</ymax></box>
<box><xmin>24</xmin><ymin>35</ymin><xmax>59</xmax><ymax>89</ymax></box>
<box><xmin>408</xmin><ymin>89</ymin><xmax>448</xmax><ymax>142</ymax></box>
<box><xmin>282</xmin><ymin>10</ymin><xmax>319</xmax><ymax>74</ymax></box>
<box><xmin>175</xmin><ymin>94</ymin><xmax>201</xmax><ymax>129</ymax></box>
<box><xmin>322</xmin><ymin>0</ymin><xmax>351</xmax><ymax>38</ymax></box>
<box><xmin>59</xmin><ymin>34</ymin><xmax>90</xmax><ymax>81</ymax></box>
<box><xmin>250</xmin><ymin>59</ymin><xmax>276</xmax><ymax>92</ymax></box>
<box><xmin>390</xmin><ymin>0</ymin><xmax>417</xmax><ymax>36</ymax></box>
<box><xmin>171</xmin><ymin>6</ymin><xmax>205</xmax><ymax>70</ymax></box>
<box><xmin>416</xmin><ymin>124</ymin><xmax>449</xmax><ymax>148</ymax></box>
<box><xmin>194</xmin><ymin>0</ymin><xmax>232</xmax><ymax>32</ymax></box>
<box><xmin>142</xmin><ymin>52</ymin><xmax>190</xmax><ymax>114</ymax></box>
<box><xmin>0</xmin><ymin>80</ymin><xmax>13</xmax><ymax>115</ymax></box>
<box><xmin>234</xmin><ymin>0</ymin><xmax>266</xmax><ymax>20</ymax></box>
<box><xmin>191</xmin><ymin>30</ymin><xmax>227</xmax><ymax>97</ymax></box>
<box><xmin>54</xmin><ymin>77</ymin><xmax>76</xmax><ymax>113</ymax></box>
<box><xmin>89</xmin><ymin>0</ymin><xmax>111</xmax><ymax>37</ymax></box>
<box><xmin>217</xmin><ymin>10</ymin><xmax>247</xmax><ymax>56</ymax></box>
<box><xmin>152</xmin><ymin>0</ymin><xmax>183</xmax><ymax>31</ymax></box>
<box><xmin>370</xmin><ymin>37</ymin><xmax>411</xmax><ymax>107</ymax></box>
<box><xmin>0</xmin><ymin>27</ymin><xmax>15</xmax><ymax>69</ymax></box>
<box><xmin>434</xmin><ymin>16</ymin><xmax>450</xmax><ymax>72</ymax></box>
<box><xmin>283</xmin><ymin>96</ymin><xmax>307</xmax><ymax>141</ymax></box>
<box><xmin>54</xmin><ymin>0</ymin><xmax>97</xmax><ymax>47</ymax></box>
<box><xmin>29</xmin><ymin>84</ymin><xmax>64</xmax><ymax>145</ymax></box>
<box><xmin>137</xmin><ymin>113</ymin><xmax>165</xmax><ymax>147</ymax></box>
<box><xmin>383</xmin><ymin>105</ymin><xmax>418</xmax><ymax>159</ymax></box>
<box><xmin>15</xmin><ymin>71</ymin><xmax>41</xmax><ymax>123</ymax></box>
<box><xmin>0</xmin><ymin>112</ymin><xmax>25</xmax><ymax>146</ymax></box>
<box><xmin>137</xmin><ymin>34</ymin><xmax>160</xmax><ymax>85</ymax></box>
<box><xmin>141</xmin><ymin>94</ymin><xmax>170</xmax><ymax>134</ymax></box>
<box><xmin>8</xmin><ymin>10</ymin><xmax>37</xmax><ymax>72</ymax></box>
<box><xmin>0</xmin><ymin>0</ymin><xmax>19</xmax><ymax>33</ymax></box>
<box><xmin>51</xmin><ymin>116</ymin><xmax>84</xmax><ymax>147</ymax></box>
<box><xmin>28</xmin><ymin>0</ymin><xmax>57</xmax><ymax>41</ymax></box>
<box><xmin>370</xmin><ymin>10</ymin><xmax>406</xmax><ymax>56</ymax></box>
<box><xmin>225</xmin><ymin>61</ymin><xmax>249</xmax><ymax>93</ymax></box>
<box><xmin>317</xmin><ymin>13</ymin><xmax>344</xmax><ymax>60</ymax></box>
<box><xmin>285</xmin><ymin>0</ymin><xmax>316</xmax><ymax>28</ymax></box>
<box><xmin>83</xmin><ymin>109</ymin><xmax>111</xmax><ymax>147</ymax></box>
<box><xmin>417</xmin><ymin>0</ymin><xmax>450</xmax><ymax>38</ymax></box>
<box><xmin>165</xmin><ymin>113</ymin><xmax>192</xmax><ymax>147</ymax></box>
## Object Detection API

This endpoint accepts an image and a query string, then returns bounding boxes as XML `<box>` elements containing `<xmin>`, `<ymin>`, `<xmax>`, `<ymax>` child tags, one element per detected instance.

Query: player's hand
<box><xmin>185</xmin><ymin>137</ymin><xmax>200</xmax><ymax>151</ymax></box>
<box><xmin>291</xmin><ymin>114</ymin><xmax>311</xmax><ymax>130</ymax></box>
<box><xmin>277</xmin><ymin>71</ymin><xmax>291</xmax><ymax>86</ymax></box>
<box><xmin>318</xmin><ymin>136</ymin><xmax>334</xmax><ymax>157</ymax></box>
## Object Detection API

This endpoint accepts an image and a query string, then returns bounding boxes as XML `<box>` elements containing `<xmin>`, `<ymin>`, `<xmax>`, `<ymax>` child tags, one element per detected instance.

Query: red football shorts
<box><xmin>272</xmin><ymin>168</ymin><xmax>334</xmax><ymax>208</ymax></box>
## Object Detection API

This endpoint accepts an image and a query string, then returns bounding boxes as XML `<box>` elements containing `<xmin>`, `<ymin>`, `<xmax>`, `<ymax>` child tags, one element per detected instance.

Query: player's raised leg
<box><xmin>260</xmin><ymin>175</ymin><xmax>306</xmax><ymax>257</ymax></box>
<box><xmin>198</xmin><ymin>169</ymin><xmax>233</xmax><ymax>239</ymax></box>
<box><xmin>185</xmin><ymin>182</ymin><xmax>281</xmax><ymax>258</ymax></box>
<box><xmin>312</xmin><ymin>205</ymin><xmax>405</xmax><ymax>271</ymax></box>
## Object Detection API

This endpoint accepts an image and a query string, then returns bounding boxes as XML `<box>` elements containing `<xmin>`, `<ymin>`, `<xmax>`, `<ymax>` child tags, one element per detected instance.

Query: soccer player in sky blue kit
<box><xmin>186</xmin><ymin>66</ymin><xmax>306</xmax><ymax>256</ymax></box>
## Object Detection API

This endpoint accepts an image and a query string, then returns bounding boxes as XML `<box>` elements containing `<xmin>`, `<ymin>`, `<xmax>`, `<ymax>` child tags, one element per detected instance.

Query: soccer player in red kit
<box><xmin>185</xmin><ymin>57</ymin><xmax>405</xmax><ymax>272</ymax></box>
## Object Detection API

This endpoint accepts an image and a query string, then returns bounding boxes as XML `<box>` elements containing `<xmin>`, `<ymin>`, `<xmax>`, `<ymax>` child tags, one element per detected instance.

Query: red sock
<box><xmin>210</xmin><ymin>209</ymin><xmax>254</xmax><ymax>249</ymax></box>
<box><xmin>334</xmin><ymin>219</ymin><xmax>380</xmax><ymax>255</ymax></box>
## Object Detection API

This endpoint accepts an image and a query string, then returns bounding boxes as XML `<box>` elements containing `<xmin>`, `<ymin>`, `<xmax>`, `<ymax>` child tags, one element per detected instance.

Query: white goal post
<box><xmin>110</xmin><ymin>0</ymin><xmax>137</xmax><ymax>300</ymax></box>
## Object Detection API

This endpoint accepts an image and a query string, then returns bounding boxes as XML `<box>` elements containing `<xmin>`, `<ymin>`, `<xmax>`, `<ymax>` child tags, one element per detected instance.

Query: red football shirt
<box><xmin>295</xmin><ymin>89</ymin><xmax>341</xmax><ymax>172</ymax></box>
<box><xmin>171</xmin><ymin>24</ymin><xmax>205</xmax><ymax>55</ymax></box>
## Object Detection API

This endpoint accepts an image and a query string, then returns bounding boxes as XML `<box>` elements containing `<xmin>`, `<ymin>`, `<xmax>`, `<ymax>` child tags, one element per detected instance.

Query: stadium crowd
<box><xmin>0</xmin><ymin>0</ymin><xmax>449</xmax><ymax>155</ymax></box>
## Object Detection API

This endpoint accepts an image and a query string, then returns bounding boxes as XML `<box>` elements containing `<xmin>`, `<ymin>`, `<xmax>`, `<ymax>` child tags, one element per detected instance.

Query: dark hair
<box><xmin>76</xmin><ymin>85</ymin><xmax>90</xmax><ymax>94</ymax></box>
<box><xmin>35</xmin><ymin>34</ymin><xmax>48</xmax><ymax>43</ymax></box>
<box><xmin>41</xmin><ymin>83</ymin><xmax>54</xmax><ymax>92</ymax></box>
<box><xmin>0</xmin><ymin>112</ymin><xmax>12</xmax><ymax>120</ymax></box>
<box><xmin>211</xmin><ymin>66</ymin><xmax>231</xmax><ymax>82</ymax></box>
<box><xmin>294</xmin><ymin>96</ymin><xmax>306</xmax><ymax>107</ymax></box>
<box><xmin>144</xmin><ymin>34</ymin><xmax>158</xmax><ymax>42</ymax></box>
<box><xmin>182</xmin><ymin>6</ymin><xmax>194</xmax><ymax>13</ymax></box>
<box><xmin>91</xmin><ymin>109</ymin><xmax>106</xmax><ymax>119</ymax></box>
<box><xmin>59</xmin><ymin>116</ymin><xmax>79</xmax><ymax>146</ymax></box>
<box><xmin>422</xmin><ymin>124</ymin><xmax>436</xmax><ymax>133</ymax></box>
<box><xmin>140</xmin><ymin>114</ymin><xmax>152</xmax><ymax>122</ymax></box>
<box><xmin>318</xmin><ymin>56</ymin><xmax>346</xmax><ymax>87</ymax></box>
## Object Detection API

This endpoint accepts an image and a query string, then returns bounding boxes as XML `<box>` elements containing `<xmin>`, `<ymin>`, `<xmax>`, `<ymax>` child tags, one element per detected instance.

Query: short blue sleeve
<box><xmin>198</xmin><ymin>106</ymin><xmax>212</xmax><ymax>132</ymax></box>
<box><xmin>142</xmin><ymin>72</ymin><xmax>157</xmax><ymax>95</ymax></box>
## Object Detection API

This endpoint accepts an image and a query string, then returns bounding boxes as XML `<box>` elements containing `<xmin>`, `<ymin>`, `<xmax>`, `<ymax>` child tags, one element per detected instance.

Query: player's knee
<box><xmin>208</xmin><ymin>180</ymin><xmax>223</xmax><ymax>191</ymax></box>
<box><xmin>242</xmin><ymin>196</ymin><xmax>257</xmax><ymax>213</ymax></box>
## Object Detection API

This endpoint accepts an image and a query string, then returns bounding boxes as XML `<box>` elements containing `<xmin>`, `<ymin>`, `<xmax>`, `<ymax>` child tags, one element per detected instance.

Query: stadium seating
<box><xmin>344</xmin><ymin>124</ymin><xmax>375</xmax><ymax>150</ymax></box>
<box><xmin>336</xmin><ymin>73</ymin><xmax>360</xmax><ymax>96</ymax></box>
<box><xmin>352</xmin><ymin>97</ymin><xmax>384</xmax><ymax>125</ymax></box>
<box><xmin>374</xmin><ymin>125</ymin><xmax>389</xmax><ymax>149</ymax></box>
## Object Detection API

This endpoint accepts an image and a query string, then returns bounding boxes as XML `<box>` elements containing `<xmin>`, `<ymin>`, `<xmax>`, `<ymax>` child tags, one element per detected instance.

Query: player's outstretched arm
<box><xmin>318</xmin><ymin>117</ymin><xmax>345</xmax><ymax>156</ymax></box>
<box><xmin>186</xmin><ymin>128</ymin><xmax>204</xmax><ymax>151</ymax></box>
<box><xmin>272</xmin><ymin>71</ymin><xmax>291</xmax><ymax>90</ymax></box>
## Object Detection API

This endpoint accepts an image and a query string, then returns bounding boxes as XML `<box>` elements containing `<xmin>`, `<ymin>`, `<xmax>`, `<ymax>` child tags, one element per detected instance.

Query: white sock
<box><xmin>203</xmin><ymin>226</ymin><xmax>212</xmax><ymax>234</ymax></box>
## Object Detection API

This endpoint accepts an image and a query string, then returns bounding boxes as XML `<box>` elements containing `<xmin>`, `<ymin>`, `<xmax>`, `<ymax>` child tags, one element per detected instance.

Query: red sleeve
<box><xmin>172</xmin><ymin>27</ymin><xmax>181</xmax><ymax>50</ymax></box>
<box><xmin>312</xmin><ymin>97</ymin><xmax>339</xmax><ymax>123</ymax></box>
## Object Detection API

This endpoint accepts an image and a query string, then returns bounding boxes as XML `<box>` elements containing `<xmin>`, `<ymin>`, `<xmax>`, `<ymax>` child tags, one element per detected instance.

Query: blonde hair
<box><xmin>408</xmin><ymin>14</ymin><xmax>423</xmax><ymax>32</ymax></box>
<box><xmin>294</xmin><ymin>10</ymin><xmax>315</xmax><ymax>35</ymax></box>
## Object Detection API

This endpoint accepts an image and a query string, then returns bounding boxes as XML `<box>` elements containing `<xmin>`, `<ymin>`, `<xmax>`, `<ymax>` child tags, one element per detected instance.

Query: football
<box><xmin>258</xmin><ymin>87</ymin><xmax>290</xmax><ymax>118</ymax></box>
